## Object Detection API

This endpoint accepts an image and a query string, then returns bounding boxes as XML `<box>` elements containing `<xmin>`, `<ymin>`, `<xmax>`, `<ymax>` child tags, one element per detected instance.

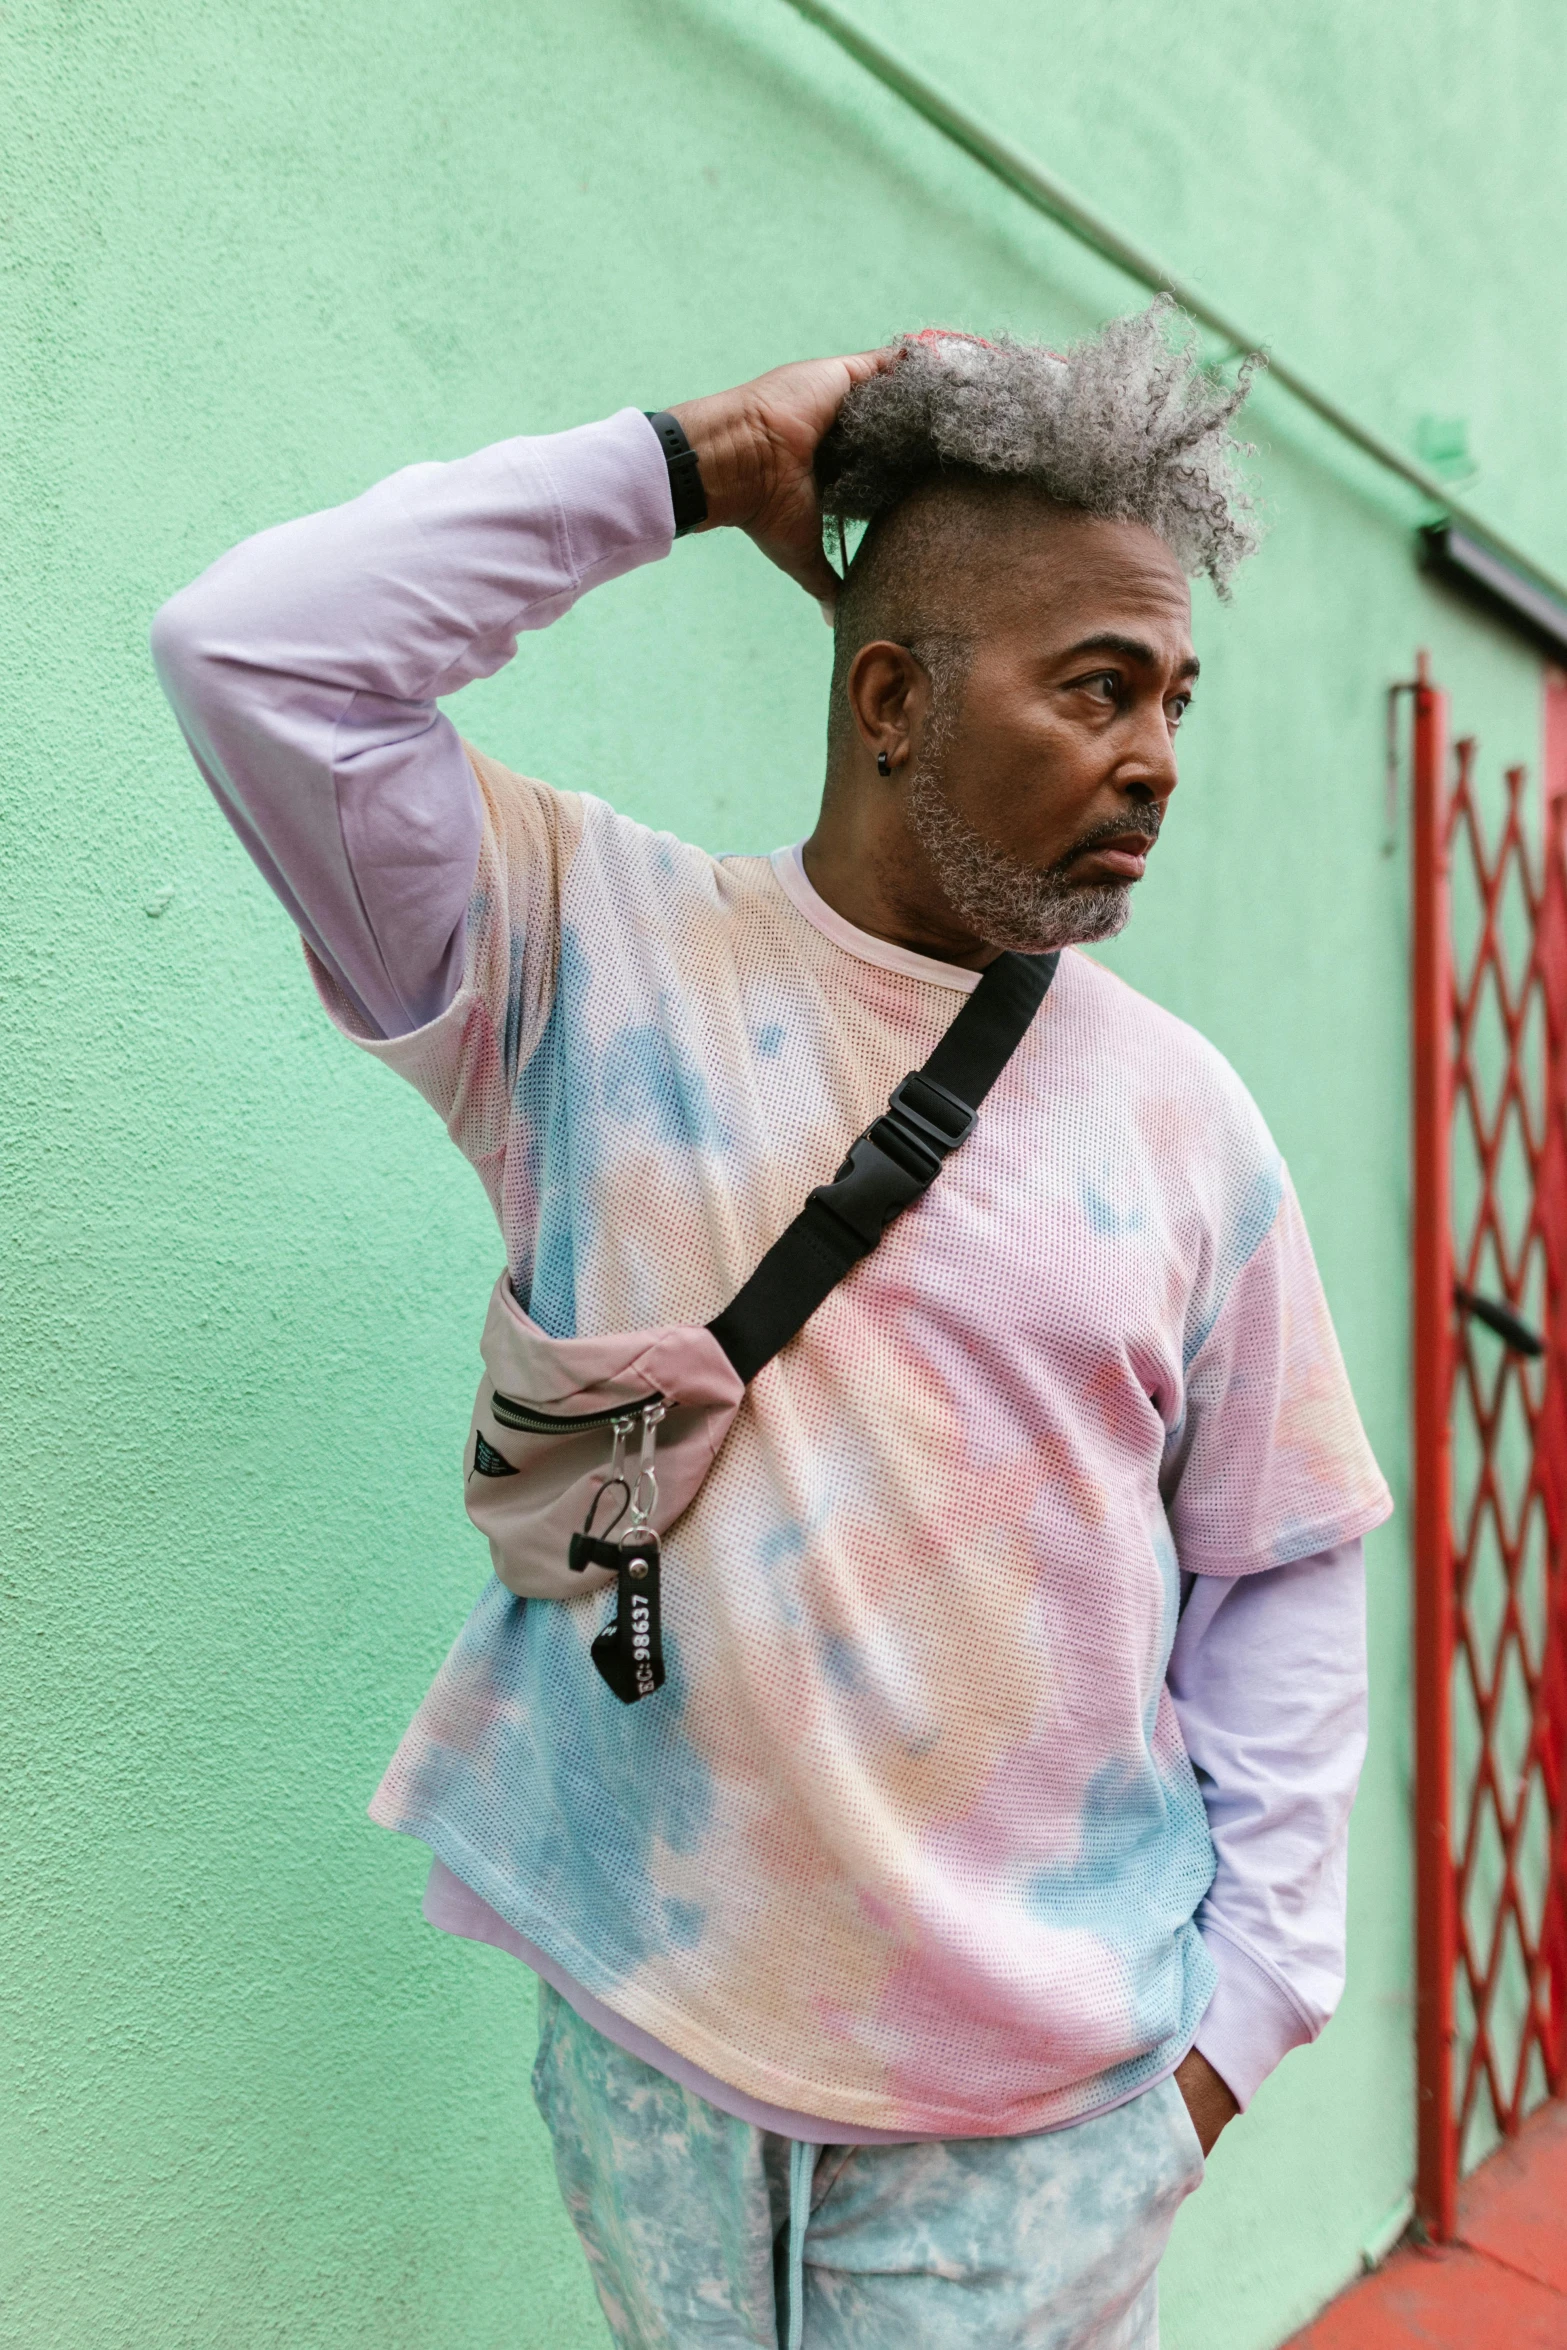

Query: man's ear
<box><xmin>847</xmin><ymin>641</ymin><xmax>931</xmax><ymax>776</ymax></box>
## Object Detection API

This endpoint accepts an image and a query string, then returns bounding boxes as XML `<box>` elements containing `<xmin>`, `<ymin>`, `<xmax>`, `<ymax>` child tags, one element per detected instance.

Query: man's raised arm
<box><xmin>150</xmin><ymin>353</ymin><xmax>887</xmax><ymax>1040</ymax></box>
<box><xmin>150</xmin><ymin>412</ymin><xmax>676</xmax><ymax>1037</ymax></box>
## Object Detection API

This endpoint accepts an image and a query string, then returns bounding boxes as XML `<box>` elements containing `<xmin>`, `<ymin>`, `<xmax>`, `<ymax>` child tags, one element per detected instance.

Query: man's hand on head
<box><xmin>1173</xmin><ymin>2047</ymin><xmax>1240</xmax><ymax>2157</ymax></box>
<box><xmin>669</xmin><ymin>352</ymin><xmax>891</xmax><ymax>608</ymax></box>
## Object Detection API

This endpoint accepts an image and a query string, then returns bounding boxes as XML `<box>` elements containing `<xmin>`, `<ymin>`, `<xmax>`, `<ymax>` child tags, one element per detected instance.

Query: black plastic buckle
<box><xmin>886</xmin><ymin>1071</ymin><xmax>977</xmax><ymax>1155</ymax></box>
<box><xmin>808</xmin><ymin>1070</ymin><xmax>977</xmax><ymax>1247</ymax></box>
<box><xmin>809</xmin><ymin>1129</ymin><xmax>927</xmax><ymax>1245</ymax></box>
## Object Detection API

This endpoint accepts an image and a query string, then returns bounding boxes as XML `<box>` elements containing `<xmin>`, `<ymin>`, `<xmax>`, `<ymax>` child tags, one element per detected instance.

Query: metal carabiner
<box><xmin>623</xmin><ymin>1400</ymin><xmax>666</xmax><ymax>1538</ymax></box>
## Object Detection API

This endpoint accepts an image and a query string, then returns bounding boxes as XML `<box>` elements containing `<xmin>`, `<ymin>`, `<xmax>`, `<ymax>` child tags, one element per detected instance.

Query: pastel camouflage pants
<box><xmin>531</xmin><ymin>1981</ymin><xmax>1205</xmax><ymax>2350</ymax></box>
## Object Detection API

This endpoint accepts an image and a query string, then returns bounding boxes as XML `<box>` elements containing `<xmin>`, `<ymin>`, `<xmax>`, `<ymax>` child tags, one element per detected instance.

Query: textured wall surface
<box><xmin>6</xmin><ymin>3</ymin><xmax>1567</xmax><ymax>2345</ymax></box>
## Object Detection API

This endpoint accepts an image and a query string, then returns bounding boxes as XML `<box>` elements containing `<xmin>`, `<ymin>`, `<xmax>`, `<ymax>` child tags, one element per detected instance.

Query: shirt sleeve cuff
<box><xmin>525</xmin><ymin>406</ymin><xmax>676</xmax><ymax>596</ymax></box>
<box><xmin>1193</xmin><ymin>1922</ymin><xmax>1316</xmax><ymax>2110</ymax></box>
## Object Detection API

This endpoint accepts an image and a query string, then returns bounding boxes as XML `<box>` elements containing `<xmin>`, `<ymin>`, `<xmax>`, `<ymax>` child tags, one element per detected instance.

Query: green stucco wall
<box><xmin>6</xmin><ymin>4</ymin><xmax>1567</xmax><ymax>2344</ymax></box>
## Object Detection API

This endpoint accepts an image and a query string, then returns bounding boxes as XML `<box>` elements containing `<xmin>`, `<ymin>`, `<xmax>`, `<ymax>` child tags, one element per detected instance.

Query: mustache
<box><xmin>1054</xmin><ymin>805</ymin><xmax>1163</xmax><ymax>874</ymax></box>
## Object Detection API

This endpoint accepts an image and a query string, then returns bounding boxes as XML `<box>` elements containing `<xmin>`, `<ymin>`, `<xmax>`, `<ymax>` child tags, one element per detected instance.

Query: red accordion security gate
<box><xmin>1408</xmin><ymin>653</ymin><xmax>1567</xmax><ymax>2240</ymax></box>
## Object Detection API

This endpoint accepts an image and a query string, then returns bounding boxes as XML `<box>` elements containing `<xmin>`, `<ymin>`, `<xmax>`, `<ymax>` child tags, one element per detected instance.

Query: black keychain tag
<box><xmin>587</xmin><ymin>1531</ymin><xmax>664</xmax><ymax>1703</ymax></box>
<box><xmin>566</xmin><ymin>1402</ymin><xmax>666</xmax><ymax>1703</ymax></box>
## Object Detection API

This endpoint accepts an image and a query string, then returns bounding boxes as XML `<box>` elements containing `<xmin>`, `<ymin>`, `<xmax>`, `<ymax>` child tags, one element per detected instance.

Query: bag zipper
<box><xmin>489</xmin><ymin>1389</ymin><xmax>665</xmax><ymax>1436</ymax></box>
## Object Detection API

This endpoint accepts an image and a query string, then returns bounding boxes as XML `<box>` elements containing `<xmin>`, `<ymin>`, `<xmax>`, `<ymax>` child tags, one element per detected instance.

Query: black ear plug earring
<box><xmin>876</xmin><ymin>750</ymin><xmax>892</xmax><ymax>776</ymax></box>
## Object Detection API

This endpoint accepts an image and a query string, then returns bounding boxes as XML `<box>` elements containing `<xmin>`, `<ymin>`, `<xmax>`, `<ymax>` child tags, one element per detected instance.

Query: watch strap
<box><xmin>645</xmin><ymin>410</ymin><xmax>708</xmax><ymax>537</ymax></box>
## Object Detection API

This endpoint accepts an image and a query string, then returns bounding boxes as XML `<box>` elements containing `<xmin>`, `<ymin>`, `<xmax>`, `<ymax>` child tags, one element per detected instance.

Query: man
<box><xmin>154</xmin><ymin>304</ymin><xmax>1390</xmax><ymax>2349</ymax></box>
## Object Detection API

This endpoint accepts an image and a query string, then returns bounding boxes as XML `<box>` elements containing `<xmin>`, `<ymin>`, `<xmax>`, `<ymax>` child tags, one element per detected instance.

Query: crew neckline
<box><xmin>768</xmin><ymin>845</ymin><xmax>982</xmax><ymax>993</ymax></box>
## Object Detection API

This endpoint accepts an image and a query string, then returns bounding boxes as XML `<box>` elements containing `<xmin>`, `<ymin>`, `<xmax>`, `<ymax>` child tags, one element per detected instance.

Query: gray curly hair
<box><xmin>817</xmin><ymin>296</ymin><xmax>1262</xmax><ymax>594</ymax></box>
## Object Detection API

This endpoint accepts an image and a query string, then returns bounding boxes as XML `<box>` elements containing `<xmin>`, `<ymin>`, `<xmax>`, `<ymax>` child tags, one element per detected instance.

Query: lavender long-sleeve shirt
<box><xmin>153</xmin><ymin>410</ymin><xmax>1372</xmax><ymax>2130</ymax></box>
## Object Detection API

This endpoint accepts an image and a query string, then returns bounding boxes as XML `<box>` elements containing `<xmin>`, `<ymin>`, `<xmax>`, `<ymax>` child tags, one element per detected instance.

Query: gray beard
<box><xmin>905</xmin><ymin>759</ymin><xmax>1138</xmax><ymax>954</ymax></box>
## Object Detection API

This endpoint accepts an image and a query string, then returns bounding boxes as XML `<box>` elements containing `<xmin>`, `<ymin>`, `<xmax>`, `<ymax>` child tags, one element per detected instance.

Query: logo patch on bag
<box><xmin>473</xmin><ymin>1430</ymin><xmax>518</xmax><ymax>1478</ymax></box>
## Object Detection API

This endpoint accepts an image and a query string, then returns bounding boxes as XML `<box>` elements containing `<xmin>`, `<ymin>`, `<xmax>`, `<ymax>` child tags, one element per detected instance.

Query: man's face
<box><xmin>897</xmin><ymin>510</ymin><xmax>1196</xmax><ymax>952</ymax></box>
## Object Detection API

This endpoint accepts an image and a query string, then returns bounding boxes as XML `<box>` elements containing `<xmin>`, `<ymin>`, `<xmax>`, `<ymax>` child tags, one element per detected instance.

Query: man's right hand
<box><xmin>670</xmin><ymin>351</ymin><xmax>893</xmax><ymax>609</ymax></box>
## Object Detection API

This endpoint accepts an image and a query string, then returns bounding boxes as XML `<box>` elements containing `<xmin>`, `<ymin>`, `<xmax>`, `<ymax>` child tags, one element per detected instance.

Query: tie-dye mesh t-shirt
<box><xmin>310</xmin><ymin>747</ymin><xmax>1390</xmax><ymax>2140</ymax></box>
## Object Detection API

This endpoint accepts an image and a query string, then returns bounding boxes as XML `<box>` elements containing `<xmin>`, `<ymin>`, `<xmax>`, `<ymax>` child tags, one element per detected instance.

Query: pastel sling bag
<box><xmin>463</xmin><ymin>947</ymin><xmax>1060</xmax><ymax>1702</ymax></box>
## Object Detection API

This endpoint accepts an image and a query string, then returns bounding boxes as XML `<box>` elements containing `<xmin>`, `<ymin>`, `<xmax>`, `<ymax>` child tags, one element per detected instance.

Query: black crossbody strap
<box><xmin>707</xmin><ymin>949</ymin><xmax>1059</xmax><ymax>1385</ymax></box>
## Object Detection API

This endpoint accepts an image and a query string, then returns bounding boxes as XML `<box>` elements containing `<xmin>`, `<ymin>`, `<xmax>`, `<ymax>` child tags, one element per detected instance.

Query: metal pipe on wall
<box><xmin>781</xmin><ymin>0</ymin><xmax>1567</xmax><ymax>615</ymax></box>
<box><xmin>1408</xmin><ymin>656</ymin><xmax>1458</xmax><ymax>2243</ymax></box>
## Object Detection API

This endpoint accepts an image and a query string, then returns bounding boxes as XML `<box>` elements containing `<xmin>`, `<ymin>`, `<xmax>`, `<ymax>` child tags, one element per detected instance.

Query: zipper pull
<box><xmin>568</xmin><ymin>1412</ymin><xmax>635</xmax><ymax>1571</ymax></box>
<box><xmin>627</xmin><ymin>1400</ymin><xmax>665</xmax><ymax>1533</ymax></box>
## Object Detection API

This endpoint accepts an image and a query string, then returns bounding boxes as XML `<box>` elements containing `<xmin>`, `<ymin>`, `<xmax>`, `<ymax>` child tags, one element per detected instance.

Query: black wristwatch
<box><xmin>645</xmin><ymin>410</ymin><xmax>708</xmax><ymax>537</ymax></box>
